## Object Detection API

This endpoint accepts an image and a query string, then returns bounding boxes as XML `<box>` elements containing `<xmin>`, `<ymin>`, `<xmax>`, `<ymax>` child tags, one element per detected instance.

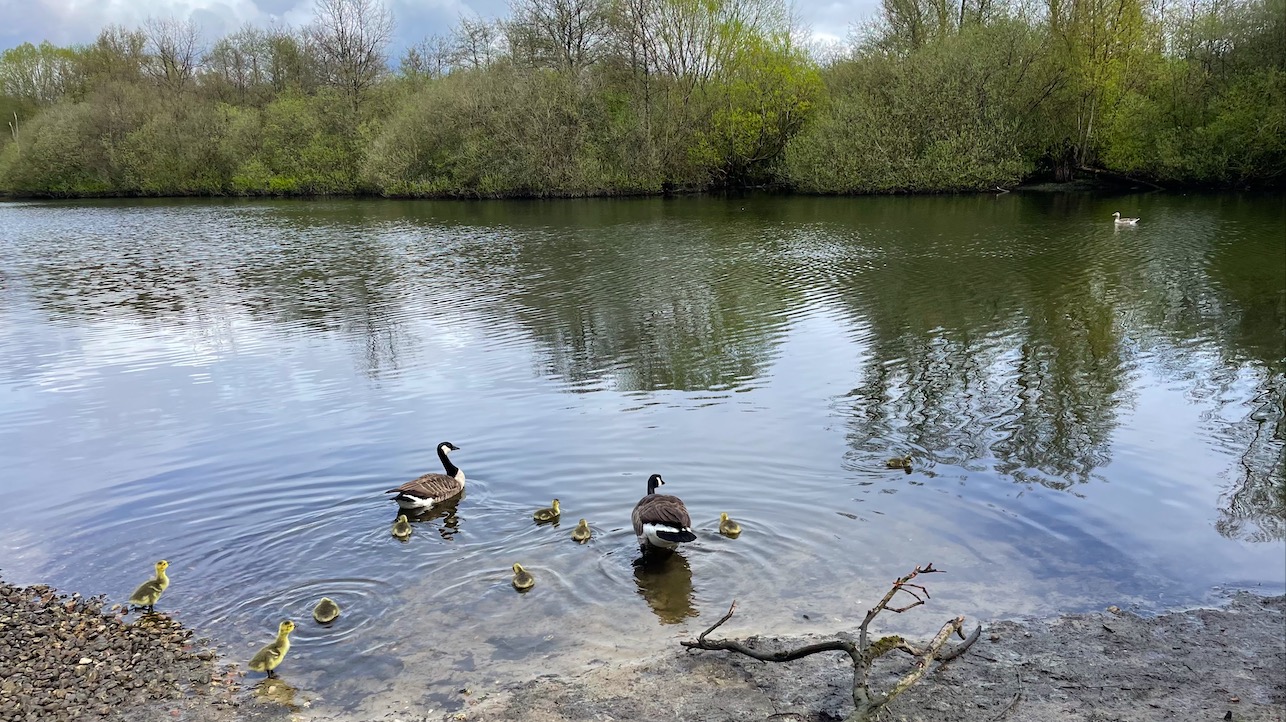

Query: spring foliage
<box><xmin>0</xmin><ymin>0</ymin><xmax>1280</xmax><ymax>197</ymax></box>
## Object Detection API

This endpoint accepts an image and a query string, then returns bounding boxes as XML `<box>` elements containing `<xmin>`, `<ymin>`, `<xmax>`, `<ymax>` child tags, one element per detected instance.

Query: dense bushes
<box><xmin>0</xmin><ymin>0</ymin><xmax>1280</xmax><ymax>197</ymax></box>
<box><xmin>784</xmin><ymin>24</ymin><xmax>1036</xmax><ymax>192</ymax></box>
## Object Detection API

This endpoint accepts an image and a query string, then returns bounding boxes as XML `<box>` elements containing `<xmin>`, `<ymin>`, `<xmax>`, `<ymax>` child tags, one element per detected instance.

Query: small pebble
<box><xmin>0</xmin><ymin>576</ymin><xmax>230</xmax><ymax>722</ymax></box>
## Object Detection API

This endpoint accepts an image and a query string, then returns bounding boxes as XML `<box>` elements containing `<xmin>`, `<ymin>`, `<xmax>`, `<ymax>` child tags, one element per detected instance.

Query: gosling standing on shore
<box><xmin>128</xmin><ymin>560</ymin><xmax>170</xmax><ymax>614</ymax></box>
<box><xmin>249</xmin><ymin>620</ymin><xmax>295</xmax><ymax>678</ymax></box>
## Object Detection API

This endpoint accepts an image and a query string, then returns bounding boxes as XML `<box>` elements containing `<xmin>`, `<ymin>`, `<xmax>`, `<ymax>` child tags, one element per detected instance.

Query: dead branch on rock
<box><xmin>681</xmin><ymin>563</ymin><xmax>980</xmax><ymax>722</ymax></box>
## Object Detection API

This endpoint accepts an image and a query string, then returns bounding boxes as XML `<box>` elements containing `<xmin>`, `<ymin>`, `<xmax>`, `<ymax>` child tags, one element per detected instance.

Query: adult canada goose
<box><xmin>248</xmin><ymin>620</ymin><xmax>295</xmax><ymax>678</ymax></box>
<box><xmin>312</xmin><ymin>597</ymin><xmax>341</xmax><ymax>624</ymax></box>
<box><xmin>1112</xmin><ymin>211</ymin><xmax>1140</xmax><ymax>225</ymax></box>
<box><xmin>533</xmin><ymin>499</ymin><xmax>560</xmax><ymax>522</ymax></box>
<box><xmin>385</xmin><ymin>442</ymin><xmax>464</xmax><ymax>511</ymax></box>
<box><xmin>571</xmin><ymin>518</ymin><xmax>592</xmax><ymax>542</ymax></box>
<box><xmin>391</xmin><ymin>514</ymin><xmax>413</xmax><ymax>540</ymax></box>
<box><xmin>128</xmin><ymin>560</ymin><xmax>170</xmax><ymax>614</ymax></box>
<box><xmin>632</xmin><ymin>474</ymin><xmax>697</xmax><ymax>550</ymax></box>
<box><xmin>719</xmin><ymin>513</ymin><xmax>741</xmax><ymax>538</ymax></box>
<box><xmin>511</xmin><ymin>563</ymin><xmax>535</xmax><ymax>591</ymax></box>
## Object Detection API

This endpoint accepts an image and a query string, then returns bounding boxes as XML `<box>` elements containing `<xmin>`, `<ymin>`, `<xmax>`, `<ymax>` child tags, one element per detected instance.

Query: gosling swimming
<box><xmin>886</xmin><ymin>455</ymin><xmax>913</xmax><ymax>471</ymax></box>
<box><xmin>128</xmin><ymin>560</ymin><xmax>170</xmax><ymax>614</ymax></box>
<box><xmin>312</xmin><ymin>597</ymin><xmax>341</xmax><ymax>624</ymax></box>
<box><xmin>719</xmin><ymin>512</ymin><xmax>742</xmax><ymax>538</ymax></box>
<box><xmin>533</xmin><ymin>499</ymin><xmax>560</xmax><ymax>522</ymax></box>
<box><xmin>391</xmin><ymin>514</ymin><xmax>413</xmax><ymax>540</ymax></box>
<box><xmin>571</xmin><ymin>519</ymin><xmax>592</xmax><ymax>542</ymax></box>
<box><xmin>511</xmin><ymin>563</ymin><xmax>535</xmax><ymax>591</ymax></box>
<box><xmin>248</xmin><ymin>620</ymin><xmax>295</xmax><ymax>678</ymax></box>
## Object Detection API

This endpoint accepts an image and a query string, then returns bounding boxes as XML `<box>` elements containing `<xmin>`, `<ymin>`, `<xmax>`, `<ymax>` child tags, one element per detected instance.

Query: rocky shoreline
<box><xmin>3</xmin><ymin>573</ymin><xmax>1283</xmax><ymax>722</ymax></box>
<box><xmin>0</xmin><ymin>577</ymin><xmax>241</xmax><ymax>722</ymax></box>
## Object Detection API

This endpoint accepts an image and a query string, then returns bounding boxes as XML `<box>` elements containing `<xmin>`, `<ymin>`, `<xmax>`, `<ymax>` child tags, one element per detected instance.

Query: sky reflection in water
<box><xmin>0</xmin><ymin>193</ymin><xmax>1282</xmax><ymax>713</ymax></box>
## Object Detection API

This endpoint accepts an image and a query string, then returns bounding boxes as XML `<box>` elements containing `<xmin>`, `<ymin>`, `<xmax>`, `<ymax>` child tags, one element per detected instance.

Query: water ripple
<box><xmin>1</xmin><ymin>195</ymin><xmax>1282</xmax><ymax>715</ymax></box>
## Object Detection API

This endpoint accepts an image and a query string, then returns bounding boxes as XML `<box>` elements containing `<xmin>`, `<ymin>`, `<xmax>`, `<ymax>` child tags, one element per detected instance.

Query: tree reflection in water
<box><xmin>6</xmin><ymin>195</ymin><xmax>1282</xmax><ymax>540</ymax></box>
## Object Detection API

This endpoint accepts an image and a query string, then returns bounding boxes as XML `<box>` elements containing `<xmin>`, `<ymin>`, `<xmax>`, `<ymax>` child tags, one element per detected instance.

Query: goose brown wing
<box><xmin>386</xmin><ymin>472</ymin><xmax>462</xmax><ymax>501</ymax></box>
<box><xmin>632</xmin><ymin>494</ymin><xmax>691</xmax><ymax>534</ymax></box>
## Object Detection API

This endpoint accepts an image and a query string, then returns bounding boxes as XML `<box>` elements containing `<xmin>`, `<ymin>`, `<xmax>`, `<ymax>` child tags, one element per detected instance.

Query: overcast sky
<box><xmin>0</xmin><ymin>0</ymin><xmax>869</xmax><ymax>56</ymax></box>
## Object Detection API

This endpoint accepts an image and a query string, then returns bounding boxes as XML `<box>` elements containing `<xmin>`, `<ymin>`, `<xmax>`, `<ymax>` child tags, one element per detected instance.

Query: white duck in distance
<box><xmin>1112</xmin><ymin>211</ymin><xmax>1140</xmax><ymax>225</ymax></box>
<box><xmin>385</xmin><ymin>442</ymin><xmax>464</xmax><ymax>511</ymax></box>
<box><xmin>632</xmin><ymin>474</ymin><xmax>697</xmax><ymax>550</ymax></box>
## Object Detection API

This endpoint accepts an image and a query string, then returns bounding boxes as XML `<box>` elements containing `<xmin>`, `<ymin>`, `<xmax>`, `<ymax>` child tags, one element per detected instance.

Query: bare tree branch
<box><xmin>144</xmin><ymin>17</ymin><xmax>202</xmax><ymax>94</ymax></box>
<box><xmin>682</xmin><ymin>563</ymin><xmax>973</xmax><ymax>722</ymax></box>
<box><xmin>309</xmin><ymin>0</ymin><xmax>393</xmax><ymax>110</ymax></box>
<box><xmin>682</xmin><ymin>601</ymin><xmax>864</xmax><ymax>663</ymax></box>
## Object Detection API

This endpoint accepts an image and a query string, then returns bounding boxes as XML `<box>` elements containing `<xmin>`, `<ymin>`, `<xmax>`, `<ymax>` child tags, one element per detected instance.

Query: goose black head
<box><xmin>647</xmin><ymin>474</ymin><xmax>665</xmax><ymax>494</ymax></box>
<box><xmin>438</xmin><ymin>441</ymin><xmax>460</xmax><ymax>454</ymax></box>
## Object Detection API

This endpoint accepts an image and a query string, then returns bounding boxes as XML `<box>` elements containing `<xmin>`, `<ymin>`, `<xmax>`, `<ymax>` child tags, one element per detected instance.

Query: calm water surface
<box><xmin>1</xmin><ymin>194</ymin><xmax>1283</xmax><ymax>715</ymax></box>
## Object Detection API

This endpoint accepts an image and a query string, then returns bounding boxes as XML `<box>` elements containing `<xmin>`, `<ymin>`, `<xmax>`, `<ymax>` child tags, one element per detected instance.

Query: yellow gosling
<box><xmin>511</xmin><ymin>563</ymin><xmax>535</xmax><ymax>591</ymax></box>
<box><xmin>391</xmin><ymin>514</ymin><xmax>413</xmax><ymax>540</ymax></box>
<box><xmin>248</xmin><ymin>620</ymin><xmax>295</xmax><ymax>678</ymax></box>
<box><xmin>312</xmin><ymin>597</ymin><xmax>340</xmax><ymax>624</ymax></box>
<box><xmin>885</xmin><ymin>455</ymin><xmax>913</xmax><ymax>470</ymax></box>
<box><xmin>128</xmin><ymin>560</ymin><xmax>170</xmax><ymax>614</ymax></box>
<box><xmin>533</xmin><ymin>499</ymin><xmax>561</xmax><ymax>522</ymax></box>
<box><xmin>719</xmin><ymin>513</ymin><xmax>742</xmax><ymax>538</ymax></box>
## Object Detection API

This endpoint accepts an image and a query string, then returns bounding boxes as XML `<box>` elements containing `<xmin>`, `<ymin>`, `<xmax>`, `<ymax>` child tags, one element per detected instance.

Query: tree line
<box><xmin>0</xmin><ymin>0</ymin><xmax>1280</xmax><ymax>197</ymax></box>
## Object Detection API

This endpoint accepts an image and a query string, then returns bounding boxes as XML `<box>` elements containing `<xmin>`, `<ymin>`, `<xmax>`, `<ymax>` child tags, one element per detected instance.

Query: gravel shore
<box><xmin>0</xmin><ymin>576</ymin><xmax>241</xmax><ymax>722</ymax></box>
<box><xmin>4</xmin><ymin>573</ymin><xmax>1282</xmax><ymax>722</ymax></box>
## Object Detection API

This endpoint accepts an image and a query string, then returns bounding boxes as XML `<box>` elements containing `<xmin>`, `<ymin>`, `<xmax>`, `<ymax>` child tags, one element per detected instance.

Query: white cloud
<box><xmin>0</xmin><ymin>0</ymin><xmax>878</xmax><ymax>55</ymax></box>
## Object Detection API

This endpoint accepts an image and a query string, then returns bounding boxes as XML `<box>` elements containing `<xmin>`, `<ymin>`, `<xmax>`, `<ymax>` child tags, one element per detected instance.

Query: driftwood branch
<box><xmin>686</xmin><ymin>600</ymin><xmax>862</xmax><ymax>664</ymax></box>
<box><xmin>681</xmin><ymin>563</ymin><xmax>976</xmax><ymax>722</ymax></box>
<box><xmin>937</xmin><ymin>623</ymin><xmax>982</xmax><ymax>663</ymax></box>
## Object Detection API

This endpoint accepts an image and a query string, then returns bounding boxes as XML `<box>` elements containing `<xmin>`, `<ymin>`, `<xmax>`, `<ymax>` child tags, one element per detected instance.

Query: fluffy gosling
<box><xmin>248</xmin><ymin>620</ymin><xmax>295</xmax><ymax>678</ymax></box>
<box><xmin>128</xmin><ymin>560</ymin><xmax>170</xmax><ymax>614</ymax></box>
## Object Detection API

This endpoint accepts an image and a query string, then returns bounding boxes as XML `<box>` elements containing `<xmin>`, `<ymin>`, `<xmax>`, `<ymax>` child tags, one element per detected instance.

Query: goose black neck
<box><xmin>438</xmin><ymin>446</ymin><xmax>459</xmax><ymax>477</ymax></box>
<box><xmin>647</xmin><ymin>476</ymin><xmax>660</xmax><ymax>495</ymax></box>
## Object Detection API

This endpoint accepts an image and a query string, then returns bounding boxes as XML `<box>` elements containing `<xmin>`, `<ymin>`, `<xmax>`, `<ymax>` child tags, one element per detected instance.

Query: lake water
<box><xmin>1</xmin><ymin>193</ymin><xmax>1282</xmax><ymax>716</ymax></box>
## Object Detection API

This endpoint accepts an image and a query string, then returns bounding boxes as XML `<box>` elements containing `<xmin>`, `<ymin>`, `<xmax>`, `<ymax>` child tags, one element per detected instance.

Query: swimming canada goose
<box><xmin>533</xmin><ymin>499</ymin><xmax>560</xmax><ymax>522</ymax></box>
<box><xmin>128</xmin><ymin>560</ymin><xmax>170</xmax><ymax>614</ymax></box>
<box><xmin>511</xmin><ymin>563</ymin><xmax>535</xmax><ymax>591</ymax></box>
<box><xmin>886</xmin><ymin>455</ymin><xmax>913</xmax><ymax>470</ymax></box>
<box><xmin>1112</xmin><ymin>212</ymin><xmax>1140</xmax><ymax>225</ymax></box>
<box><xmin>391</xmin><ymin>514</ymin><xmax>413</xmax><ymax>540</ymax></box>
<box><xmin>249</xmin><ymin>620</ymin><xmax>295</xmax><ymax>678</ymax></box>
<box><xmin>385</xmin><ymin>442</ymin><xmax>464</xmax><ymax>511</ymax></box>
<box><xmin>571</xmin><ymin>519</ymin><xmax>592</xmax><ymax>542</ymax></box>
<box><xmin>312</xmin><ymin>597</ymin><xmax>340</xmax><ymax>624</ymax></box>
<box><xmin>632</xmin><ymin>474</ymin><xmax>697</xmax><ymax>550</ymax></box>
<box><xmin>719</xmin><ymin>513</ymin><xmax>741</xmax><ymax>538</ymax></box>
